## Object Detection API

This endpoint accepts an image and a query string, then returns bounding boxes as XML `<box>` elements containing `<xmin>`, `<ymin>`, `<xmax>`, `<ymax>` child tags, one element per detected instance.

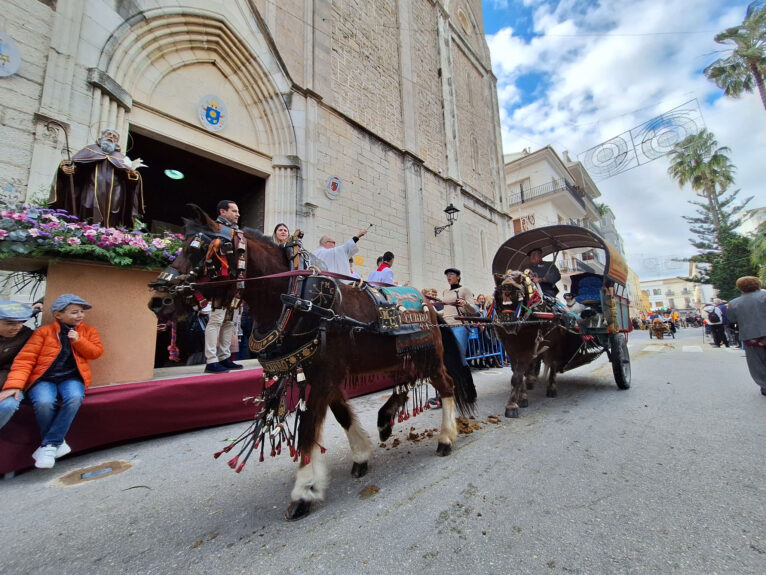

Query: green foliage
<box><xmin>707</xmin><ymin>231</ymin><xmax>759</xmax><ymax>300</ymax></box>
<box><xmin>752</xmin><ymin>220</ymin><xmax>766</xmax><ymax>283</ymax></box>
<box><xmin>703</xmin><ymin>2</ymin><xmax>766</xmax><ymax>111</ymax></box>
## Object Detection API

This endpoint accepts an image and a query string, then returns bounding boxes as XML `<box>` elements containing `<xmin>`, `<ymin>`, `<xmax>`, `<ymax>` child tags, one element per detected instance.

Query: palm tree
<box><xmin>704</xmin><ymin>2</ymin><xmax>766</xmax><ymax>112</ymax></box>
<box><xmin>667</xmin><ymin>129</ymin><xmax>735</xmax><ymax>245</ymax></box>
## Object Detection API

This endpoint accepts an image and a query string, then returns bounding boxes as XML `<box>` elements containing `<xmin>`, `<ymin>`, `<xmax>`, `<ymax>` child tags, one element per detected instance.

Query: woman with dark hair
<box><xmin>726</xmin><ymin>276</ymin><xmax>766</xmax><ymax>396</ymax></box>
<box><xmin>272</xmin><ymin>223</ymin><xmax>290</xmax><ymax>245</ymax></box>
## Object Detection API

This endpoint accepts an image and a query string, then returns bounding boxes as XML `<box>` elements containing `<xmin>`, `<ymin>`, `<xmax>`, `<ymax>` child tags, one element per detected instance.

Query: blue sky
<box><xmin>481</xmin><ymin>0</ymin><xmax>765</xmax><ymax>280</ymax></box>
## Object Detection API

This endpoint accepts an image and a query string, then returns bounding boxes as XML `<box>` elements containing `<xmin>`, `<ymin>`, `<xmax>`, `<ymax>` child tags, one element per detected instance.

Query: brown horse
<box><xmin>492</xmin><ymin>271</ymin><xmax>603</xmax><ymax>418</ymax></box>
<box><xmin>152</xmin><ymin>208</ymin><xmax>476</xmax><ymax>520</ymax></box>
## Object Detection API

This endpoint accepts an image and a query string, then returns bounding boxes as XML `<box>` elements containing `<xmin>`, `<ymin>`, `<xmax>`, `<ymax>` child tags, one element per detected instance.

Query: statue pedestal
<box><xmin>1</xmin><ymin>258</ymin><xmax>158</xmax><ymax>386</ymax></box>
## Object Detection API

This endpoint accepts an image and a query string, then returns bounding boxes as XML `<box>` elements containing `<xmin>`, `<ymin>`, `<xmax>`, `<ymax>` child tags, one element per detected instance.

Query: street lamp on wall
<box><xmin>434</xmin><ymin>203</ymin><xmax>460</xmax><ymax>236</ymax></box>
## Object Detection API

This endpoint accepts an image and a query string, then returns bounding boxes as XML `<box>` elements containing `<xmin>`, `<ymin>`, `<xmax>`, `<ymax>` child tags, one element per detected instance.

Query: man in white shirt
<box><xmin>367</xmin><ymin>251</ymin><xmax>394</xmax><ymax>285</ymax></box>
<box><xmin>313</xmin><ymin>228</ymin><xmax>368</xmax><ymax>275</ymax></box>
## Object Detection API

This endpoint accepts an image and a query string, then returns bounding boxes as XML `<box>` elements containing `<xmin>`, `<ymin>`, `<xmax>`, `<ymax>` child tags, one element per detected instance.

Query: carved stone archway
<box><xmin>89</xmin><ymin>6</ymin><xmax>300</xmax><ymax>226</ymax></box>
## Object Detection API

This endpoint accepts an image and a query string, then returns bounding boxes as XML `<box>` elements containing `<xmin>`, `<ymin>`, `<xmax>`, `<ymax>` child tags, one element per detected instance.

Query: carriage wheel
<box><xmin>610</xmin><ymin>333</ymin><xmax>631</xmax><ymax>389</ymax></box>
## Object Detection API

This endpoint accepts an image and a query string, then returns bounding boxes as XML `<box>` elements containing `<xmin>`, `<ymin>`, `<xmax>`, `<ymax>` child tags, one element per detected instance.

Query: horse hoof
<box><xmin>285</xmin><ymin>499</ymin><xmax>312</xmax><ymax>521</ymax></box>
<box><xmin>351</xmin><ymin>461</ymin><xmax>368</xmax><ymax>478</ymax></box>
<box><xmin>519</xmin><ymin>398</ymin><xmax>529</xmax><ymax>408</ymax></box>
<box><xmin>436</xmin><ymin>442</ymin><xmax>452</xmax><ymax>457</ymax></box>
<box><xmin>526</xmin><ymin>379</ymin><xmax>536</xmax><ymax>390</ymax></box>
<box><xmin>546</xmin><ymin>389</ymin><xmax>558</xmax><ymax>398</ymax></box>
<box><xmin>505</xmin><ymin>406</ymin><xmax>519</xmax><ymax>418</ymax></box>
<box><xmin>378</xmin><ymin>425</ymin><xmax>392</xmax><ymax>442</ymax></box>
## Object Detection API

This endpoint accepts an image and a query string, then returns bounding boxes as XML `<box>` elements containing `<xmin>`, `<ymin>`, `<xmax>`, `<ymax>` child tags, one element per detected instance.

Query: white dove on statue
<box><xmin>124</xmin><ymin>156</ymin><xmax>148</xmax><ymax>170</ymax></box>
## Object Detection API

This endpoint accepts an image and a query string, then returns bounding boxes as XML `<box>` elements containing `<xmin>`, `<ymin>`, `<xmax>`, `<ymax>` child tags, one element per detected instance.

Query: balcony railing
<box><xmin>508</xmin><ymin>178</ymin><xmax>585</xmax><ymax>209</ymax></box>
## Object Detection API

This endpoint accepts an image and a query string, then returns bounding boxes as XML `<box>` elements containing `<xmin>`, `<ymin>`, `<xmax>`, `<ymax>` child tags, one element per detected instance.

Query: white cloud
<box><xmin>486</xmin><ymin>0</ymin><xmax>766</xmax><ymax>281</ymax></box>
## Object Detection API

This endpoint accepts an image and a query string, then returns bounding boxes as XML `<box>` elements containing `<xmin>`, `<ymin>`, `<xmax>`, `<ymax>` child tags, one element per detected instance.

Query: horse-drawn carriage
<box><xmin>491</xmin><ymin>225</ymin><xmax>632</xmax><ymax>417</ymax></box>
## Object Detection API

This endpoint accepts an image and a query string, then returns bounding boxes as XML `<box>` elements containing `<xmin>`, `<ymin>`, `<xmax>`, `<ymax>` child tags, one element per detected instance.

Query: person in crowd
<box><xmin>0</xmin><ymin>294</ymin><xmax>103</xmax><ymax>469</ymax></box>
<box><xmin>0</xmin><ymin>301</ymin><xmax>38</xmax><ymax>430</ymax></box>
<box><xmin>272</xmin><ymin>223</ymin><xmax>290</xmax><ymax>245</ymax></box>
<box><xmin>49</xmin><ymin>128</ymin><xmax>144</xmax><ymax>228</ymax></box>
<box><xmin>423</xmin><ymin>288</ymin><xmax>443</xmax><ymax>312</ymax></box>
<box><xmin>716</xmin><ymin>297</ymin><xmax>737</xmax><ymax>346</ymax></box>
<box><xmin>203</xmin><ymin>200</ymin><xmax>244</xmax><ymax>373</ymax></box>
<box><xmin>367</xmin><ymin>251</ymin><xmax>395</xmax><ymax>284</ymax></box>
<box><xmin>348</xmin><ymin>258</ymin><xmax>361</xmax><ymax>279</ymax></box>
<box><xmin>662</xmin><ymin>310</ymin><xmax>677</xmax><ymax>335</ymax></box>
<box><xmin>475</xmin><ymin>294</ymin><xmax>489</xmax><ymax>316</ymax></box>
<box><xmin>314</xmin><ymin>228</ymin><xmax>368</xmax><ymax>276</ymax></box>
<box><xmin>368</xmin><ymin>256</ymin><xmax>383</xmax><ymax>281</ymax></box>
<box><xmin>524</xmin><ymin>248</ymin><xmax>561</xmax><ymax>298</ymax></box>
<box><xmin>431</xmin><ymin>268</ymin><xmax>477</xmax><ymax>407</ymax></box>
<box><xmin>703</xmin><ymin>300</ymin><xmax>729</xmax><ymax>348</ymax></box>
<box><xmin>725</xmin><ymin>276</ymin><xmax>766</xmax><ymax>396</ymax></box>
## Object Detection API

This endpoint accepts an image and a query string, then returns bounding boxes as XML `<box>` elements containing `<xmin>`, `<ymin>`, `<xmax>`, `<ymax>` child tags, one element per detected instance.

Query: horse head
<box><xmin>494</xmin><ymin>269</ymin><xmax>542</xmax><ymax>315</ymax></box>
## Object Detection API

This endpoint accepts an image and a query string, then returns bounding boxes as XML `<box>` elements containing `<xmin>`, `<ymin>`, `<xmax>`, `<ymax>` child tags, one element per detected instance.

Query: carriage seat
<box><xmin>569</xmin><ymin>273</ymin><xmax>605</xmax><ymax>328</ymax></box>
<box><xmin>569</xmin><ymin>274</ymin><xmax>603</xmax><ymax>305</ymax></box>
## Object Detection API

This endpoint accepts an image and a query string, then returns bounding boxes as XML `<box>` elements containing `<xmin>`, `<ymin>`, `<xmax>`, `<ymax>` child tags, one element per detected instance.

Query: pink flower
<box><xmin>67</xmin><ymin>237</ymin><xmax>81</xmax><ymax>246</ymax></box>
<box><xmin>0</xmin><ymin>229</ymin><xmax>8</xmax><ymax>239</ymax></box>
<box><xmin>28</xmin><ymin>228</ymin><xmax>40</xmax><ymax>237</ymax></box>
<box><xmin>152</xmin><ymin>238</ymin><xmax>168</xmax><ymax>249</ymax></box>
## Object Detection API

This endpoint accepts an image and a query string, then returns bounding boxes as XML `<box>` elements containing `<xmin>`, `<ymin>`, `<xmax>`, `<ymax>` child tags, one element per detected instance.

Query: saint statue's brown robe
<box><xmin>49</xmin><ymin>145</ymin><xmax>144</xmax><ymax>228</ymax></box>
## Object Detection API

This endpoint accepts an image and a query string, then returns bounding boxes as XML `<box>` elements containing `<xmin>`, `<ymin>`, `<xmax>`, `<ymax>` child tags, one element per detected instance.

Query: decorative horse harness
<box><xmin>249</xmin><ymin>233</ymin><xmax>435</xmax><ymax>378</ymax></box>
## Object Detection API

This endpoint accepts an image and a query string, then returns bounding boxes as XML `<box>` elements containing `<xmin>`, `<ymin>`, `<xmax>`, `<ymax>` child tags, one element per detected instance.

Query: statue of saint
<box><xmin>49</xmin><ymin>129</ymin><xmax>145</xmax><ymax>228</ymax></box>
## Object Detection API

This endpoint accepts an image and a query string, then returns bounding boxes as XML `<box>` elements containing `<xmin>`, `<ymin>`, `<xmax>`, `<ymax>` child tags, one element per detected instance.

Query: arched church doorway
<box><xmin>127</xmin><ymin>130</ymin><xmax>266</xmax><ymax>233</ymax></box>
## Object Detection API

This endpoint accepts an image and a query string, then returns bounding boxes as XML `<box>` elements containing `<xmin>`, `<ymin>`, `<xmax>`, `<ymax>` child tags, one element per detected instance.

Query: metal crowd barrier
<box><xmin>465</xmin><ymin>319</ymin><xmax>507</xmax><ymax>367</ymax></box>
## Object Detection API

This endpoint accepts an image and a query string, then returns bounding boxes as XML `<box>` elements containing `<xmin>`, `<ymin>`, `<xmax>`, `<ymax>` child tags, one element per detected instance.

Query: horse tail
<box><xmin>438</xmin><ymin>316</ymin><xmax>477</xmax><ymax>415</ymax></box>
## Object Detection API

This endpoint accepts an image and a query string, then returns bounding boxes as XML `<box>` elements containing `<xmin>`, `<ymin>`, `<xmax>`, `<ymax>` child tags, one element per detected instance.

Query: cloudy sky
<box><xmin>482</xmin><ymin>0</ymin><xmax>766</xmax><ymax>280</ymax></box>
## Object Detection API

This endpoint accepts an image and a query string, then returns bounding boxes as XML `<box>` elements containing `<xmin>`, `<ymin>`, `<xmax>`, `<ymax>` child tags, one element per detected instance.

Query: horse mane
<box><xmin>241</xmin><ymin>227</ymin><xmax>277</xmax><ymax>246</ymax></box>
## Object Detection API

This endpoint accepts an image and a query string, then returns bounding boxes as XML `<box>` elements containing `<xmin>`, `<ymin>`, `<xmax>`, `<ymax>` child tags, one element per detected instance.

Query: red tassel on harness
<box><xmin>167</xmin><ymin>320</ymin><xmax>180</xmax><ymax>362</ymax></box>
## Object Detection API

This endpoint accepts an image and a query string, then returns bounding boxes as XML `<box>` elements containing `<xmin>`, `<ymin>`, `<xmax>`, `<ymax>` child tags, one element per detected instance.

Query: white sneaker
<box><xmin>55</xmin><ymin>441</ymin><xmax>71</xmax><ymax>458</ymax></box>
<box><xmin>33</xmin><ymin>446</ymin><xmax>57</xmax><ymax>469</ymax></box>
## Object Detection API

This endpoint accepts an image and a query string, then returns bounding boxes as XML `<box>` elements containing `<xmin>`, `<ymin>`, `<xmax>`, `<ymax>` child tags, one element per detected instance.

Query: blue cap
<box><xmin>50</xmin><ymin>294</ymin><xmax>92</xmax><ymax>312</ymax></box>
<box><xmin>0</xmin><ymin>301</ymin><xmax>35</xmax><ymax>321</ymax></box>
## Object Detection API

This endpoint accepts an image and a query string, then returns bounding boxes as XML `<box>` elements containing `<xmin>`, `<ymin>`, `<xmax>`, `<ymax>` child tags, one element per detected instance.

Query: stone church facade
<box><xmin>0</xmin><ymin>0</ymin><xmax>510</xmax><ymax>291</ymax></box>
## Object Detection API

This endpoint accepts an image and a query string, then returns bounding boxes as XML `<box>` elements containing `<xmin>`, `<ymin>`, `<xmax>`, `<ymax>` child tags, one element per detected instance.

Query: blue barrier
<box><xmin>465</xmin><ymin>321</ymin><xmax>507</xmax><ymax>367</ymax></box>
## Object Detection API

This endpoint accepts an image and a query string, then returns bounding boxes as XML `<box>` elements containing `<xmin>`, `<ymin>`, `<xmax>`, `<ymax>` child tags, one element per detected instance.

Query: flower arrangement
<box><xmin>0</xmin><ymin>206</ymin><xmax>184</xmax><ymax>268</ymax></box>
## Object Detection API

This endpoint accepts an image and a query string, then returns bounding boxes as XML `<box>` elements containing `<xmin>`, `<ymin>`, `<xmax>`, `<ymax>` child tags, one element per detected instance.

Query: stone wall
<box><xmin>0</xmin><ymin>0</ymin><xmax>54</xmax><ymax>202</ymax></box>
<box><xmin>0</xmin><ymin>0</ymin><xmax>510</xmax><ymax>294</ymax></box>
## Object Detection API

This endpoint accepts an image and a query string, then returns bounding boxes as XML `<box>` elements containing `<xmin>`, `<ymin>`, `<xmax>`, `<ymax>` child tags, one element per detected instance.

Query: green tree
<box><xmin>707</xmin><ymin>231</ymin><xmax>759</xmax><ymax>300</ymax></box>
<box><xmin>667</xmin><ymin>129</ymin><xmax>734</xmax><ymax>243</ymax></box>
<box><xmin>682</xmin><ymin>186</ymin><xmax>752</xmax><ymax>285</ymax></box>
<box><xmin>751</xmin><ymin>220</ymin><xmax>766</xmax><ymax>283</ymax></box>
<box><xmin>704</xmin><ymin>1</ymin><xmax>766</xmax><ymax>112</ymax></box>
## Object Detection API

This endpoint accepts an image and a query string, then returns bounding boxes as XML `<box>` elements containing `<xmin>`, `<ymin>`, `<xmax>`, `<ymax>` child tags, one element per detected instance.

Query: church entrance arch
<box><xmin>89</xmin><ymin>7</ymin><xmax>298</xmax><ymax>231</ymax></box>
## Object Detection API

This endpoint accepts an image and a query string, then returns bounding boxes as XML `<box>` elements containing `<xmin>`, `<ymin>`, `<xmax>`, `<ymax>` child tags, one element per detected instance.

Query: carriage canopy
<box><xmin>491</xmin><ymin>224</ymin><xmax>628</xmax><ymax>286</ymax></box>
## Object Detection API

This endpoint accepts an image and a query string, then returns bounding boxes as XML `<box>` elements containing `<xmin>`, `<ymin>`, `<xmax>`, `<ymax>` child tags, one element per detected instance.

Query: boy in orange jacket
<box><xmin>0</xmin><ymin>294</ymin><xmax>103</xmax><ymax>469</ymax></box>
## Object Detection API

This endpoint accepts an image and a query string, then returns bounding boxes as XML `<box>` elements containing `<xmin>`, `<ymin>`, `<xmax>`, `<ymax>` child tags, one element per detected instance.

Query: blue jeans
<box><xmin>0</xmin><ymin>392</ymin><xmax>24</xmax><ymax>431</ymax></box>
<box><xmin>451</xmin><ymin>326</ymin><xmax>469</xmax><ymax>367</ymax></box>
<box><xmin>27</xmin><ymin>379</ymin><xmax>85</xmax><ymax>446</ymax></box>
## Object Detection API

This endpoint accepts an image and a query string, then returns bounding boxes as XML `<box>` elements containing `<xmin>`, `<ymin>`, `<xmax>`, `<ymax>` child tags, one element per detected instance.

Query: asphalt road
<box><xmin>1</xmin><ymin>327</ymin><xmax>764</xmax><ymax>575</ymax></box>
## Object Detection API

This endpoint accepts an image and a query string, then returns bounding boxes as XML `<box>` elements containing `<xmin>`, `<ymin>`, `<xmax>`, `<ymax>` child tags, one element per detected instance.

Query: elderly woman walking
<box><xmin>726</xmin><ymin>276</ymin><xmax>766</xmax><ymax>396</ymax></box>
